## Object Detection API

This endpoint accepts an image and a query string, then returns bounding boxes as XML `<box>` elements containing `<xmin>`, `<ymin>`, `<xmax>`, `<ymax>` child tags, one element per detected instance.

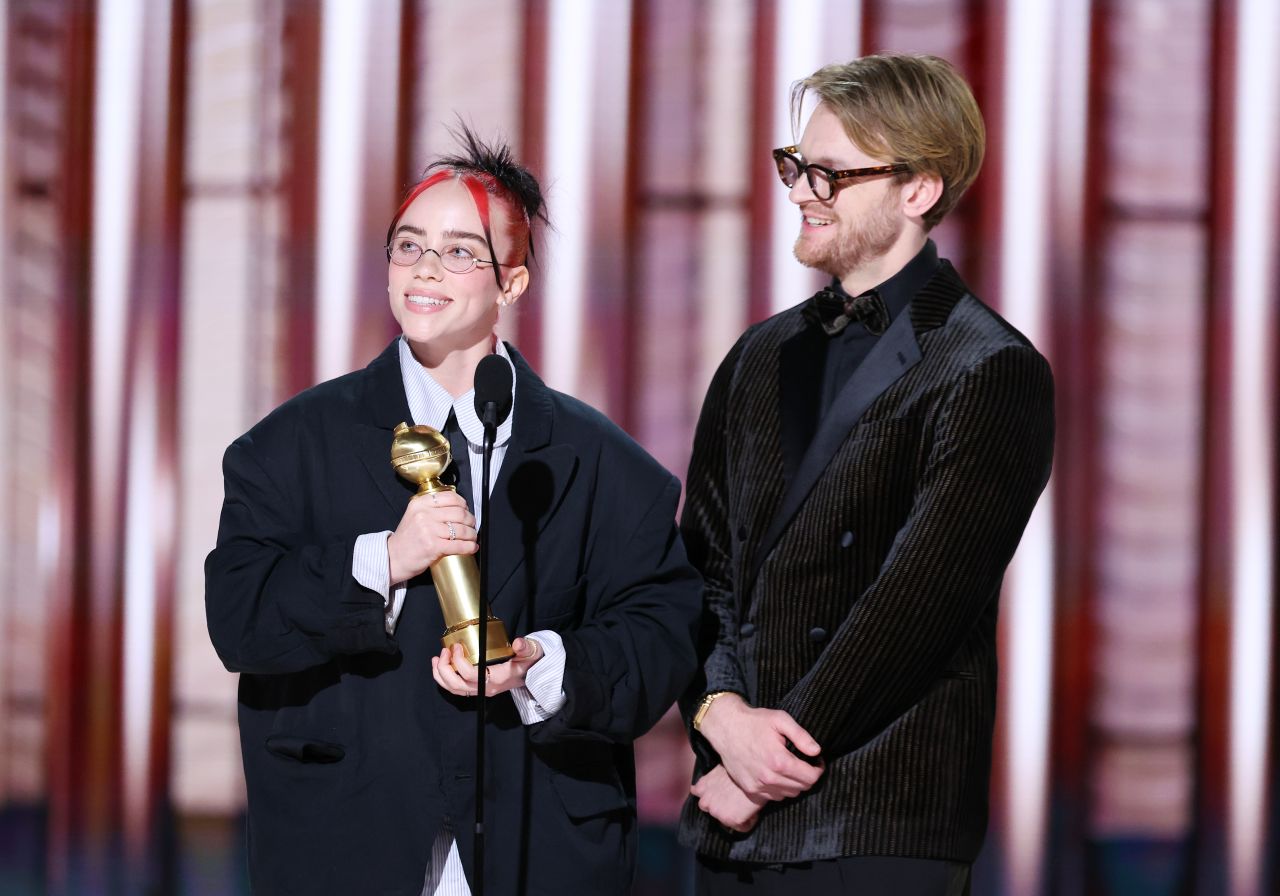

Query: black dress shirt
<box><xmin>818</xmin><ymin>240</ymin><xmax>941</xmax><ymax>418</ymax></box>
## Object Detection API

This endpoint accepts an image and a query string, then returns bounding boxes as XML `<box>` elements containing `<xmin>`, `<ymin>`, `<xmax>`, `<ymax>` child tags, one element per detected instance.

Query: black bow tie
<box><xmin>802</xmin><ymin>286</ymin><xmax>890</xmax><ymax>337</ymax></box>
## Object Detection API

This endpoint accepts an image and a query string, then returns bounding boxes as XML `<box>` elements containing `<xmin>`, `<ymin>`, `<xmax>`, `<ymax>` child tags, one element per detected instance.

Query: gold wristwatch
<box><xmin>692</xmin><ymin>691</ymin><xmax>732</xmax><ymax>732</ymax></box>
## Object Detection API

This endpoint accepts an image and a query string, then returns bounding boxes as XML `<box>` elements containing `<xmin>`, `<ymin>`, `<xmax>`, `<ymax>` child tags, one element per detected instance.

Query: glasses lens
<box><xmin>389</xmin><ymin>240</ymin><xmax>421</xmax><ymax>265</ymax></box>
<box><xmin>806</xmin><ymin>167</ymin><xmax>834</xmax><ymax>200</ymax></box>
<box><xmin>775</xmin><ymin>153</ymin><xmax>800</xmax><ymax>188</ymax></box>
<box><xmin>439</xmin><ymin>245</ymin><xmax>478</xmax><ymax>274</ymax></box>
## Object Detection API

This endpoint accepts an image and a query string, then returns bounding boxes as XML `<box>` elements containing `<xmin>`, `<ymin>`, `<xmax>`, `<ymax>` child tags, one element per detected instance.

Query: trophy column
<box><xmin>389</xmin><ymin>422</ymin><xmax>514</xmax><ymax>665</ymax></box>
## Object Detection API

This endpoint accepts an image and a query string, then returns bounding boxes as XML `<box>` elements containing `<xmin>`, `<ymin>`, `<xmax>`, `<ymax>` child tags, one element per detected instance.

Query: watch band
<box><xmin>693</xmin><ymin>690</ymin><xmax>731</xmax><ymax>732</ymax></box>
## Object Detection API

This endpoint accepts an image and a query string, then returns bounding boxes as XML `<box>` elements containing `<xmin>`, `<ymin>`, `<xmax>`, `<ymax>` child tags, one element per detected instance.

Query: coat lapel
<box><xmin>751</xmin><ymin>312</ymin><xmax>920</xmax><ymax>580</ymax></box>
<box><xmin>482</xmin><ymin>346</ymin><xmax>578</xmax><ymax>612</ymax></box>
<box><xmin>749</xmin><ymin>261</ymin><xmax>969</xmax><ymax>583</ymax></box>
<box><xmin>352</xmin><ymin>340</ymin><xmax>418</xmax><ymax>520</ymax></box>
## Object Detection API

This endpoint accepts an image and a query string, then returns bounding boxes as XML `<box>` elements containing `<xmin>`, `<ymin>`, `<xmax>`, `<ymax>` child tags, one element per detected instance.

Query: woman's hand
<box><xmin>386</xmin><ymin>489</ymin><xmax>477</xmax><ymax>584</ymax></box>
<box><xmin>431</xmin><ymin>637</ymin><xmax>545</xmax><ymax>698</ymax></box>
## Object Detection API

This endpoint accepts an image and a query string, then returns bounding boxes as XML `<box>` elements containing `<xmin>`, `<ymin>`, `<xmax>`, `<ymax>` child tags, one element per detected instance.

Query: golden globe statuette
<box><xmin>390</xmin><ymin>422</ymin><xmax>514</xmax><ymax>666</ymax></box>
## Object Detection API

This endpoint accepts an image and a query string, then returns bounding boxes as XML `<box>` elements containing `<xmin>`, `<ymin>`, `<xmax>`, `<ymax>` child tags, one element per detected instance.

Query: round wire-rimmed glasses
<box><xmin>385</xmin><ymin>238</ymin><xmax>506</xmax><ymax>275</ymax></box>
<box><xmin>772</xmin><ymin>146</ymin><xmax>911</xmax><ymax>201</ymax></box>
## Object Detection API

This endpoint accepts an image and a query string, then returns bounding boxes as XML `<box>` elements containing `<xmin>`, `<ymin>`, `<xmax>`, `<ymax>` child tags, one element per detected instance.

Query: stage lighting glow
<box><xmin>1000</xmin><ymin>0</ymin><xmax>1062</xmax><ymax>892</ymax></box>
<box><xmin>315</xmin><ymin>0</ymin><xmax>372</xmax><ymax>382</ymax></box>
<box><xmin>1229</xmin><ymin>2</ymin><xmax>1279</xmax><ymax>894</ymax></box>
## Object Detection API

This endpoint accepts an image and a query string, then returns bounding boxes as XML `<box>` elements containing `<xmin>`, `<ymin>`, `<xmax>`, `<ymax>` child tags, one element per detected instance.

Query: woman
<box><xmin>205</xmin><ymin>129</ymin><xmax>702</xmax><ymax>895</ymax></box>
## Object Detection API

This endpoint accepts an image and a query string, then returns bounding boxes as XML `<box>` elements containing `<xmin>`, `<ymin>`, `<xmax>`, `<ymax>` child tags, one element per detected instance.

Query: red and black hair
<box><xmin>386</xmin><ymin>124</ymin><xmax>549</xmax><ymax>291</ymax></box>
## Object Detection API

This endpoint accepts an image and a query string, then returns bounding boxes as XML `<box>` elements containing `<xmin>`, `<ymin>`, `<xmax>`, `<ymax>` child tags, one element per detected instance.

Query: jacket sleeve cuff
<box><xmin>352</xmin><ymin>531</ymin><xmax>407</xmax><ymax>634</ymax></box>
<box><xmin>509</xmin><ymin>631</ymin><xmax>567</xmax><ymax>724</ymax></box>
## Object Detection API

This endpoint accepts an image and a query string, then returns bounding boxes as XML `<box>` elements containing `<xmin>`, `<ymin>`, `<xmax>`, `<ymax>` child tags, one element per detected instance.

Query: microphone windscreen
<box><xmin>474</xmin><ymin>354</ymin><xmax>514</xmax><ymax>425</ymax></box>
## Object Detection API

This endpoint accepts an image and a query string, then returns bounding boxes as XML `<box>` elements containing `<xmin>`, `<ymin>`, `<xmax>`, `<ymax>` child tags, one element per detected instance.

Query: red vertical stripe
<box><xmin>281</xmin><ymin>3</ymin><xmax>321</xmax><ymax>397</ymax></box>
<box><xmin>354</xmin><ymin>2</ymin><xmax>405</xmax><ymax>370</ymax></box>
<box><xmin>617</xmin><ymin>0</ymin><xmax>647</xmax><ymax>434</ymax></box>
<box><xmin>37</xmin><ymin>1</ymin><xmax>98</xmax><ymax>891</ymax></box>
<box><xmin>393</xmin><ymin>0</ymin><xmax>417</xmax><ymax>190</ymax></box>
<box><xmin>1044</xmin><ymin>5</ymin><xmax>1107</xmax><ymax>893</ymax></box>
<box><xmin>516</xmin><ymin>0</ymin><xmax>548</xmax><ymax>372</ymax></box>
<box><xmin>1195</xmin><ymin>0</ymin><xmax>1237</xmax><ymax>892</ymax></box>
<box><xmin>746</xmin><ymin>0</ymin><xmax>776</xmax><ymax>326</ymax></box>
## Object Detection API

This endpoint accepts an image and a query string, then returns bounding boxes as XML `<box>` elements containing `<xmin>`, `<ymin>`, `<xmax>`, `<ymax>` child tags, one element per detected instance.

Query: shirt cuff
<box><xmin>509</xmin><ymin>630</ymin><xmax>567</xmax><ymax>724</ymax></box>
<box><xmin>352</xmin><ymin>531</ymin><xmax>406</xmax><ymax>634</ymax></box>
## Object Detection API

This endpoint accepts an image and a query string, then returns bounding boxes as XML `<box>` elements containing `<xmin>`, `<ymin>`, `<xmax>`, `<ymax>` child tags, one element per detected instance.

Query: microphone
<box><xmin>474</xmin><ymin>354</ymin><xmax>514</xmax><ymax>431</ymax></box>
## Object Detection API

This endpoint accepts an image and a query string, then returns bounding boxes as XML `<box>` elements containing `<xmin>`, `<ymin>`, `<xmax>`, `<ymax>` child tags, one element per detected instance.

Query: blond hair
<box><xmin>793</xmin><ymin>54</ymin><xmax>985</xmax><ymax>229</ymax></box>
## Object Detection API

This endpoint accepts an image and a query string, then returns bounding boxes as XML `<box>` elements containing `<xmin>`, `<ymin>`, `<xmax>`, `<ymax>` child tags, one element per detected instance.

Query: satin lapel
<box><xmin>751</xmin><ymin>309</ymin><xmax>922</xmax><ymax>582</ymax></box>
<box><xmin>778</xmin><ymin>325</ymin><xmax>827</xmax><ymax>486</ymax></box>
<box><xmin>483</xmin><ymin>347</ymin><xmax>578</xmax><ymax>614</ymax></box>
<box><xmin>352</xmin><ymin>340</ymin><xmax>418</xmax><ymax>519</ymax></box>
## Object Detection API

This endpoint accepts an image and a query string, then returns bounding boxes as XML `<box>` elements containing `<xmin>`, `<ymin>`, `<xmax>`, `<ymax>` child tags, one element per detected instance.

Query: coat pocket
<box><xmin>265</xmin><ymin>734</ymin><xmax>346</xmax><ymax>763</ymax></box>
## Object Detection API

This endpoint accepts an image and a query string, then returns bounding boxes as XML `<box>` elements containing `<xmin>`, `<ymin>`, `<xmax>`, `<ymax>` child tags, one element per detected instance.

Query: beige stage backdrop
<box><xmin>1</xmin><ymin>1</ymin><xmax>1277</xmax><ymax>894</ymax></box>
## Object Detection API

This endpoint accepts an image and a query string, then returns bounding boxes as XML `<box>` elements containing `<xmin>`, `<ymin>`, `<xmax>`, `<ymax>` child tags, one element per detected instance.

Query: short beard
<box><xmin>793</xmin><ymin>189</ymin><xmax>904</xmax><ymax>280</ymax></box>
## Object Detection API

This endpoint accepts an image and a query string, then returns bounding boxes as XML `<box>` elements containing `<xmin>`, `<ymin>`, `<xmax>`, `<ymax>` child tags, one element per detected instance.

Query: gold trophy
<box><xmin>390</xmin><ymin>422</ymin><xmax>514</xmax><ymax>665</ymax></box>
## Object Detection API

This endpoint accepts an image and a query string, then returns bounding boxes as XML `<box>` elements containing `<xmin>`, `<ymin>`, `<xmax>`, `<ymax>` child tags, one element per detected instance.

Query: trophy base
<box><xmin>442</xmin><ymin>617</ymin><xmax>515</xmax><ymax>666</ymax></box>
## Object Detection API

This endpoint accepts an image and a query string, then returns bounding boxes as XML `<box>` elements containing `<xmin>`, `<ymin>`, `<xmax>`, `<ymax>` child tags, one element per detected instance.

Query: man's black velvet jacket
<box><xmin>679</xmin><ymin>260</ymin><xmax>1054</xmax><ymax>865</ymax></box>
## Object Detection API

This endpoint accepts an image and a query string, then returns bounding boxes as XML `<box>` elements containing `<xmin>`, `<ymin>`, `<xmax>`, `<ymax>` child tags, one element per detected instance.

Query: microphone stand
<box><xmin>469</xmin><ymin>353</ymin><xmax>512</xmax><ymax>896</ymax></box>
<box><xmin>473</xmin><ymin>411</ymin><xmax>497</xmax><ymax>896</ymax></box>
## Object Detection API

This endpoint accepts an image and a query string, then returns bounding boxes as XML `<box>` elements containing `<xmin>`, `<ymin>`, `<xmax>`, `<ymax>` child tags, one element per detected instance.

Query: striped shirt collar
<box><xmin>396</xmin><ymin>336</ymin><xmax>516</xmax><ymax>450</ymax></box>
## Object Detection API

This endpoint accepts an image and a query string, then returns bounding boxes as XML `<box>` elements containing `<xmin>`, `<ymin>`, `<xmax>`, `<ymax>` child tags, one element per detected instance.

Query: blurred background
<box><xmin>0</xmin><ymin>0</ymin><xmax>1277</xmax><ymax>893</ymax></box>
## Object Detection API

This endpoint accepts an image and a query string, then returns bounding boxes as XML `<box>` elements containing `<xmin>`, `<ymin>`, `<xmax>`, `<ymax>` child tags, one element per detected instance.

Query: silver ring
<box><xmin>447</xmin><ymin>521</ymin><xmax>457</xmax><ymax>541</ymax></box>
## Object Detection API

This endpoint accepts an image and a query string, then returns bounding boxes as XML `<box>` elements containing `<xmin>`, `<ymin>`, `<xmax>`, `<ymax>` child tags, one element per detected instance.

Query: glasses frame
<box><xmin>384</xmin><ymin>238</ymin><xmax>508</xmax><ymax>276</ymax></box>
<box><xmin>772</xmin><ymin>146</ymin><xmax>911</xmax><ymax>201</ymax></box>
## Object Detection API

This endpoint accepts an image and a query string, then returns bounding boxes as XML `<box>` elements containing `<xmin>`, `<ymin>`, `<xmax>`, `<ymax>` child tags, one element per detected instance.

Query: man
<box><xmin>205</xmin><ymin>131</ymin><xmax>701</xmax><ymax>895</ymax></box>
<box><xmin>679</xmin><ymin>54</ymin><xmax>1054</xmax><ymax>895</ymax></box>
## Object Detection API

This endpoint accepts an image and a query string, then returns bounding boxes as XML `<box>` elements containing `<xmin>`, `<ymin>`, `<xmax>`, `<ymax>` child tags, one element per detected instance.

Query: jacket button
<box><xmin>840</xmin><ymin>531</ymin><xmax>854</xmax><ymax>548</ymax></box>
<box><xmin>809</xmin><ymin>627</ymin><xmax>828</xmax><ymax>643</ymax></box>
<box><xmin>740</xmin><ymin>622</ymin><xmax>756</xmax><ymax>638</ymax></box>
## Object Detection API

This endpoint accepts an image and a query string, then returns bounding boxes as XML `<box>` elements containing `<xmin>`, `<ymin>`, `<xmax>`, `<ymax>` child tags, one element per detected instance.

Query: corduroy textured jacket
<box><xmin>678</xmin><ymin>260</ymin><xmax>1054</xmax><ymax>865</ymax></box>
